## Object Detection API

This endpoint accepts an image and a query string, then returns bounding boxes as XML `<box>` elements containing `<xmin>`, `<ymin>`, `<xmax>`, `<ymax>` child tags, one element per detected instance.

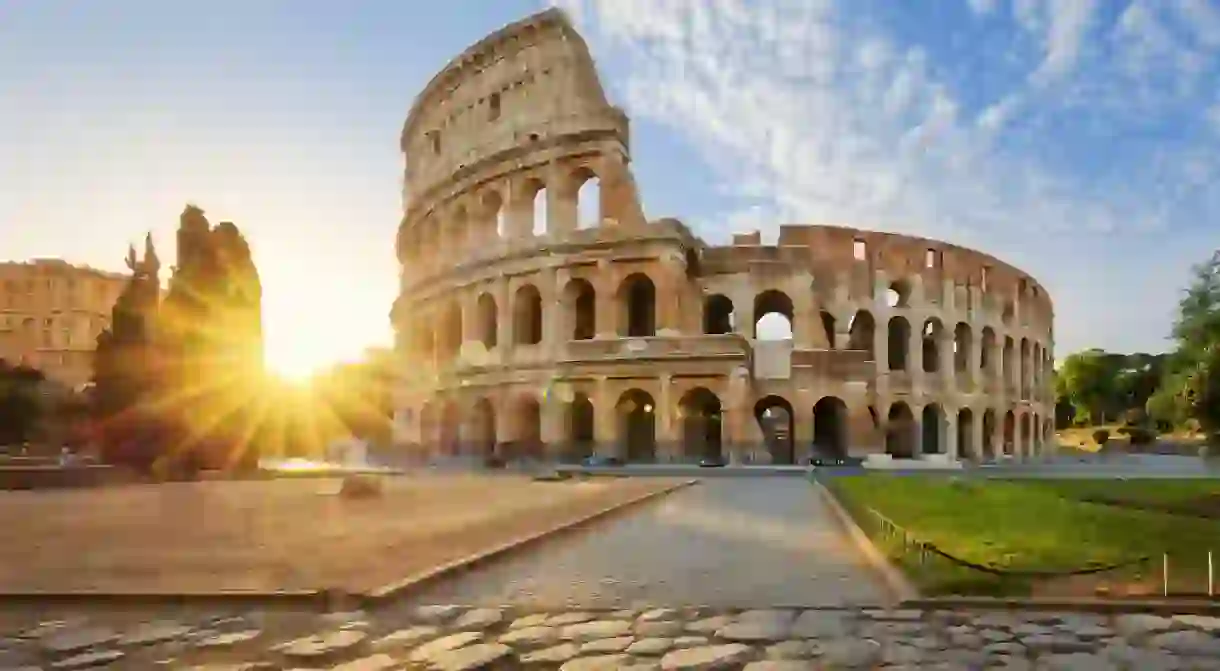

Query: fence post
<box><xmin>1163</xmin><ymin>553</ymin><xmax>1169</xmax><ymax>597</ymax></box>
<box><xmin>1209</xmin><ymin>551</ymin><xmax>1214</xmax><ymax>598</ymax></box>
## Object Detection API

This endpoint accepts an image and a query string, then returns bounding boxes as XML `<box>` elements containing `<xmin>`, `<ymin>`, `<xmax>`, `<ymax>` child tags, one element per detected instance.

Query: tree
<box><xmin>1056</xmin><ymin>349</ymin><xmax>1119</xmax><ymax>425</ymax></box>
<box><xmin>0</xmin><ymin>361</ymin><xmax>46</xmax><ymax>446</ymax></box>
<box><xmin>1157</xmin><ymin>250</ymin><xmax>1220</xmax><ymax>440</ymax></box>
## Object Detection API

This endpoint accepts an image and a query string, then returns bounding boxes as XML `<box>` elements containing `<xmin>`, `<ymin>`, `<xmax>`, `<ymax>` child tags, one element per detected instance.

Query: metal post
<box><xmin>1163</xmin><ymin>553</ymin><xmax>1170</xmax><ymax>597</ymax></box>
<box><xmin>1209</xmin><ymin>551</ymin><xmax>1214</xmax><ymax>597</ymax></box>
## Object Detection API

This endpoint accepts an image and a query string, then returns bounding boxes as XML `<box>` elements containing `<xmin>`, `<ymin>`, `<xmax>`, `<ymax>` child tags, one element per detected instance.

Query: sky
<box><xmin>2</xmin><ymin>0</ymin><xmax>1219</xmax><ymax>376</ymax></box>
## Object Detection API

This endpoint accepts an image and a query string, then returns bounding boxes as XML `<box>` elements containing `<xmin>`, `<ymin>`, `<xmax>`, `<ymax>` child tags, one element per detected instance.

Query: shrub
<box><xmin>1092</xmin><ymin>429</ymin><xmax>1110</xmax><ymax>445</ymax></box>
<box><xmin>1127</xmin><ymin>427</ymin><xmax>1156</xmax><ymax>445</ymax></box>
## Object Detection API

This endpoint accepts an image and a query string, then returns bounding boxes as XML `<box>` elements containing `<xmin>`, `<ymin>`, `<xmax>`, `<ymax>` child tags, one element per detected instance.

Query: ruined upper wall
<box><xmin>400</xmin><ymin>8</ymin><xmax>627</xmax><ymax>208</ymax></box>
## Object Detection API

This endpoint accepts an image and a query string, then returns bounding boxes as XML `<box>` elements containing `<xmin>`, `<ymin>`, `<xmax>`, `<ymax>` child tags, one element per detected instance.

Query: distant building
<box><xmin>0</xmin><ymin>259</ymin><xmax>128</xmax><ymax>388</ymax></box>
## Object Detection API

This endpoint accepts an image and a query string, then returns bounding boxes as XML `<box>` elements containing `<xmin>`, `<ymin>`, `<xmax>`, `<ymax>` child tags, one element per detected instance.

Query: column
<box><xmin>547</xmin><ymin>168</ymin><xmax>578</xmax><ymax>236</ymax></box>
<box><xmin>593</xmin><ymin>377</ymin><xmax>618</xmax><ymax>458</ymax></box>
<box><xmin>495</xmin><ymin>277</ymin><xmax>512</xmax><ymax>357</ymax></box>
<box><xmin>970</xmin><ymin>410</ymin><xmax>984</xmax><ymax>462</ymax></box>
<box><xmin>656</xmin><ymin>375</ymin><xmax>677</xmax><ymax>461</ymax></box>
<box><xmin>944</xmin><ymin>411</ymin><xmax>958</xmax><ymax>461</ymax></box>
<box><xmin>507</xmin><ymin>183</ymin><xmax>534</xmax><ymax>239</ymax></box>
<box><xmin>541</xmin><ymin>395</ymin><xmax>566</xmax><ymax>461</ymax></box>
<box><xmin>540</xmin><ymin>267</ymin><xmax>560</xmax><ymax>352</ymax></box>
<box><xmin>792</xmin><ymin>402</ymin><xmax>815</xmax><ymax>463</ymax></box>
<box><xmin>594</xmin><ymin>260</ymin><xmax>617</xmax><ymax>339</ymax></box>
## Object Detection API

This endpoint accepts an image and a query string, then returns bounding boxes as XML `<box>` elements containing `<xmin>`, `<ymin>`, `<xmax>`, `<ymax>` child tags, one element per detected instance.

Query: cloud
<box><xmin>553</xmin><ymin>0</ymin><xmax>1220</xmax><ymax>356</ymax></box>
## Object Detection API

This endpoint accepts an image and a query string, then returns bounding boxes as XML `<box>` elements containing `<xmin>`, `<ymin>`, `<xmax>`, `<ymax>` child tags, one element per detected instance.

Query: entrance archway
<box><xmin>618</xmin><ymin>274</ymin><xmax>656</xmax><ymax>337</ymax></box>
<box><xmin>472</xmin><ymin>397</ymin><xmax>496</xmax><ymax>459</ymax></box>
<box><xmin>982</xmin><ymin>409</ymin><xmax>997</xmax><ymax>460</ymax></box>
<box><xmin>885</xmin><ymin>402</ymin><xmax>916</xmax><ymax>458</ymax></box>
<box><xmin>753</xmin><ymin>396</ymin><xmax>795</xmax><ymax>464</ymax></box>
<box><xmin>617</xmin><ymin>389</ymin><xmax>656</xmax><ymax>462</ymax></box>
<box><xmin>812</xmin><ymin>396</ymin><xmax>848</xmax><ymax>459</ymax></box>
<box><xmin>1003</xmin><ymin>410</ymin><xmax>1016</xmax><ymax>458</ymax></box>
<box><xmin>679</xmin><ymin>387</ymin><xmax>723</xmax><ymax>462</ymax></box>
<box><xmin>566</xmin><ymin>393</ymin><xmax>594</xmax><ymax>462</ymax></box>
<box><xmin>957</xmin><ymin>408</ymin><xmax>975</xmax><ymax>461</ymax></box>
<box><xmin>921</xmin><ymin>404</ymin><xmax>943</xmax><ymax>455</ymax></box>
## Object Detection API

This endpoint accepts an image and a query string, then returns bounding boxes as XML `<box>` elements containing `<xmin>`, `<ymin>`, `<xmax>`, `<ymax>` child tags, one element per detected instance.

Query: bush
<box><xmin>1127</xmin><ymin>427</ymin><xmax>1156</xmax><ymax>445</ymax></box>
<box><xmin>1092</xmin><ymin>429</ymin><xmax>1110</xmax><ymax>445</ymax></box>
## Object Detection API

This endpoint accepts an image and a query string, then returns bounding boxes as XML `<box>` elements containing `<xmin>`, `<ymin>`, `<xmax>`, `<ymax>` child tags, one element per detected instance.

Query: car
<box><xmin>698</xmin><ymin>457</ymin><xmax>726</xmax><ymax>468</ymax></box>
<box><xmin>581</xmin><ymin>455</ymin><xmax>624</xmax><ymax>467</ymax></box>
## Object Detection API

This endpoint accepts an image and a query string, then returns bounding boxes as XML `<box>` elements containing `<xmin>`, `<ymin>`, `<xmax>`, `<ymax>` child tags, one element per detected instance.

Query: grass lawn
<box><xmin>830</xmin><ymin>474</ymin><xmax>1220</xmax><ymax>597</ymax></box>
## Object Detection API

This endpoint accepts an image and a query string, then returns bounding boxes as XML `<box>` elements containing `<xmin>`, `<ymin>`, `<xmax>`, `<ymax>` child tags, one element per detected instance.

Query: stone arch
<box><xmin>562</xmin><ymin>278</ymin><xmax>596</xmax><ymax>341</ymax></box>
<box><xmin>885</xmin><ymin>402</ymin><xmax>916</xmax><ymax>458</ymax></box>
<box><xmin>477</xmin><ymin>292</ymin><xmax>497</xmax><ymax>349</ymax></box>
<box><xmin>754</xmin><ymin>395</ymin><xmax>795</xmax><ymax>465</ymax></box>
<box><xmin>921</xmin><ymin>403</ymin><xmax>944</xmax><ymax>454</ymax></box>
<box><xmin>753</xmin><ymin>290</ymin><xmax>794</xmax><ymax>340</ymax></box>
<box><xmin>886</xmin><ymin>279</ymin><xmax>912</xmax><ymax>308</ymax></box>
<box><xmin>813</xmin><ymin>396</ymin><xmax>849</xmax><ymax>459</ymax></box>
<box><xmin>820</xmin><ymin>311</ymin><xmax>836</xmax><ymax>348</ymax></box>
<box><xmin>573</xmin><ymin>166</ymin><xmax>601</xmax><ymax>230</ymax></box>
<box><xmin>617</xmin><ymin>273</ymin><xmax>656</xmax><ymax>337</ymax></box>
<box><xmin>679</xmin><ymin>387</ymin><xmax>723</xmax><ymax>461</ymax></box>
<box><xmin>508</xmin><ymin>394</ymin><xmax>543</xmax><ymax>461</ymax></box>
<box><xmin>439</xmin><ymin>400</ymin><xmax>461</xmax><ymax>457</ymax></box>
<box><xmin>481</xmin><ymin>190</ymin><xmax>506</xmax><ymax>239</ymax></box>
<box><xmin>472</xmin><ymin>397</ymin><xmax>496</xmax><ymax>459</ymax></box>
<box><xmin>617</xmin><ymin>388</ymin><xmax>656</xmax><ymax>462</ymax></box>
<box><xmin>703</xmin><ymin>293</ymin><xmax>734</xmax><ymax>335</ymax></box>
<box><xmin>887</xmin><ymin>316</ymin><xmax>910</xmax><ymax>371</ymax></box>
<box><xmin>566</xmin><ymin>392</ymin><xmax>595</xmax><ymax>462</ymax></box>
<box><xmin>516</xmin><ymin>177</ymin><xmax>546</xmax><ymax>237</ymax></box>
<box><xmin>1019</xmin><ymin>412</ymin><xmax>1031</xmax><ymax>458</ymax></box>
<box><xmin>1020</xmin><ymin>337</ymin><xmax>1031</xmax><ymax>398</ymax></box>
<box><xmin>439</xmin><ymin>301</ymin><xmax>462</xmax><ymax>361</ymax></box>
<box><xmin>847</xmin><ymin>310</ymin><xmax>876</xmax><ymax>357</ymax></box>
<box><xmin>922</xmin><ymin>318</ymin><xmax>945</xmax><ymax>373</ymax></box>
<box><xmin>980</xmin><ymin>327</ymin><xmax>996</xmax><ymax>378</ymax></box>
<box><xmin>982</xmin><ymin>408</ymin><xmax>997</xmax><ymax>460</ymax></box>
<box><xmin>953</xmin><ymin>322</ymin><xmax>971</xmax><ymax>378</ymax></box>
<box><xmin>1003</xmin><ymin>409</ymin><xmax>1016</xmax><ymax>457</ymax></box>
<box><xmin>957</xmin><ymin>408</ymin><xmax>975</xmax><ymax>461</ymax></box>
<box><xmin>513</xmin><ymin>284</ymin><xmax>543</xmax><ymax>345</ymax></box>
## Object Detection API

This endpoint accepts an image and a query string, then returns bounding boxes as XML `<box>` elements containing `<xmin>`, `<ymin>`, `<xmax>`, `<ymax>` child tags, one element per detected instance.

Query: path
<box><xmin>401</xmin><ymin>478</ymin><xmax>888</xmax><ymax>609</ymax></box>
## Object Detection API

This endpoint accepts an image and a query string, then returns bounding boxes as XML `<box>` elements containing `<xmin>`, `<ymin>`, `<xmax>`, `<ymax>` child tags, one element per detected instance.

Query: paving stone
<box><xmin>451</xmin><ymin>608</ymin><xmax>504</xmax><ymax>631</ymax></box>
<box><xmin>609</xmin><ymin>610</ymin><xmax>638</xmax><ymax>620</ymax></box>
<box><xmin>788</xmin><ymin>610</ymin><xmax>849</xmax><ymax>638</ymax></box>
<box><xmin>195</xmin><ymin>630</ymin><xmax>262</xmax><ymax>649</ymax></box>
<box><xmin>1174</xmin><ymin>615</ymin><xmax>1220</xmax><ymax>633</ymax></box>
<box><xmin>415</xmin><ymin>605</ymin><xmax>465</xmax><ymax>624</ymax></box>
<box><xmin>1114</xmin><ymin>614</ymin><xmax>1178</xmax><ymax>638</ymax></box>
<box><xmin>280</xmin><ymin>630</ymin><xmax>367</xmax><ymax>661</ymax></box>
<box><xmin>1100</xmin><ymin>641</ymin><xmax>1183</xmax><ymax>670</ymax></box>
<box><xmin>548</xmin><ymin>612</ymin><xmax>597</xmax><ymax>627</ymax></box>
<box><xmin>763</xmin><ymin>639</ymin><xmax>816</xmax><ymax>660</ymax></box>
<box><xmin>672</xmin><ymin>636</ymin><xmax>709</xmax><ymax>649</ymax></box>
<box><xmin>579</xmin><ymin>636</ymin><xmax>633</xmax><ymax>654</ymax></box>
<box><xmin>659</xmin><ymin>643</ymin><xmax>754</xmax><ymax>670</ymax></box>
<box><xmin>559</xmin><ymin>655</ymin><xmax>631</xmax><ymax>670</ymax></box>
<box><xmin>684</xmin><ymin>616</ymin><xmax>735</xmax><ymax>635</ymax></box>
<box><xmin>819</xmin><ymin>639</ymin><xmax>882</xmax><ymax>668</ymax></box>
<box><xmin>635</xmin><ymin>621</ymin><xmax>685</xmax><ymax>637</ymax></box>
<box><xmin>509</xmin><ymin>614</ymin><xmax>550</xmax><ymax>630</ymax></box>
<box><xmin>497</xmin><ymin>625</ymin><xmax>559</xmax><ymax>648</ymax></box>
<box><xmin>40</xmin><ymin>628</ymin><xmax>116</xmax><ymax>655</ymax></box>
<box><xmin>1148</xmin><ymin>630</ymin><xmax>1220</xmax><ymax>656</ymax></box>
<box><xmin>408</xmin><ymin>632</ymin><xmax>483</xmax><ymax>663</ymax></box>
<box><xmin>1039</xmin><ymin>652</ymin><xmax>1118</xmax><ymax>671</ymax></box>
<box><xmin>742</xmin><ymin>663</ymin><xmax>818</xmax><ymax>670</ymax></box>
<box><xmin>48</xmin><ymin>650</ymin><xmax>124</xmax><ymax>670</ymax></box>
<box><xmin>426</xmin><ymin>642</ymin><xmax>514</xmax><ymax>671</ymax></box>
<box><xmin>639</xmin><ymin>609</ymin><xmax>679</xmax><ymax>622</ymax></box>
<box><xmin>627</xmin><ymin>637</ymin><xmax>673</xmax><ymax>656</ymax></box>
<box><xmin>330</xmin><ymin>654</ymin><xmax>399</xmax><ymax>671</ymax></box>
<box><xmin>370</xmin><ymin>625</ymin><xmax>440</xmax><ymax>650</ymax></box>
<box><xmin>117</xmin><ymin>621</ymin><xmax>193</xmax><ymax>646</ymax></box>
<box><xmin>560</xmin><ymin>620</ymin><xmax>632</xmax><ymax>642</ymax></box>
<box><xmin>1019</xmin><ymin>633</ymin><xmax>1095</xmax><ymax>654</ymax></box>
<box><xmin>519</xmin><ymin>642</ymin><xmax>581</xmax><ymax>664</ymax></box>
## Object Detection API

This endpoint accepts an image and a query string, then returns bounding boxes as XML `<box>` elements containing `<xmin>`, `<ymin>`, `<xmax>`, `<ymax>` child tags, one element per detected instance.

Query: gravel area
<box><xmin>2</xmin><ymin>603</ymin><xmax>1219</xmax><ymax>669</ymax></box>
<box><xmin>399</xmin><ymin>479</ymin><xmax>888</xmax><ymax>609</ymax></box>
<box><xmin>0</xmin><ymin>475</ymin><xmax>683</xmax><ymax>594</ymax></box>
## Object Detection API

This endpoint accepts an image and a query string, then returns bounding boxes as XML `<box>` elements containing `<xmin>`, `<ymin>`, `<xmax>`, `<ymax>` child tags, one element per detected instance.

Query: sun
<box><xmin>265</xmin><ymin>342</ymin><xmax>337</xmax><ymax>382</ymax></box>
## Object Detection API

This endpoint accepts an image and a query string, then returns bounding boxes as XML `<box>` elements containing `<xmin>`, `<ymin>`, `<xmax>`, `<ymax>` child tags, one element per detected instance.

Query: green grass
<box><xmin>1030</xmin><ymin>479</ymin><xmax>1220</xmax><ymax>509</ymax></box>
<box><xmin>830</xmin><ymin>474</ymin><xmax>1220</xmax><ymax>597</ymax></box>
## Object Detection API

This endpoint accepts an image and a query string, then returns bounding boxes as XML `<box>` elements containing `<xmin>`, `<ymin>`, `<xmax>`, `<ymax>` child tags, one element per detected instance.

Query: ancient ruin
<box><xmin>390</xmin><ymin>8</ymin><xmax>1055</xmax><ymax>465</ymax></box>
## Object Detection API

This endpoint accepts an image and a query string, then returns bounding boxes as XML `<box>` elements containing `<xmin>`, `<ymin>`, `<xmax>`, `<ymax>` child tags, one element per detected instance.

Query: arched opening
<box><xmin>921</xmin><ymin>319</ymin><xmax>943</xmax><ymax>373</ymax></box>
<box><xmin>953</xmin><ymin>322</ymin><xmax>971</xmax><ymax>378</ymax></box>
<box><xmin>754</xmin><ymin>396</ymin><xmax>795</xmax><ymax>465</ymax></box>
<box><xmin>477</xmin><ymin>293</ymin><xmax>497</xmax><ymax>349</ymax></box>
<box><xmin>982</xmin><ymin>409</ymin><xmax>997</xmax><ymax>460</ymax></box>
<box><xmin>679</xmin><ymin>387</ymin><xmax>722</xmax><ymax>462</ymax></box>
<box><xmin>566</xmin><ymin>393</ymin><xmax>595</xmax><ymax>462</ymax></box>
<box><xmin>521</xmin><ymin>178</ymin><xmax>546</xmax><ymax>237</ymax></box>
<box><xmin>439</xmin><ymin>302</ymin><xmax>463</xmax><ymax>361</ymax></box>
<box><xmin>513</xmin><ymin>284</ymin><xmax>543</xmax><ymax>345</ymax></box>
<box><xmin>563</xmin><ymin>278</ymin><xmax>596</xmax><ymax>341</ymax></box>
<box><xmin>703</xmin><ymin>294</ymin><xmax>735</xmax><ymax>335</ymax></box>
<box><xmin>1020</xmin><ymin>338</ymin><xmax>1031</xmax><ymax>398</ymax></box>
<box><xmin>921</xmin><ymin>404</ymin><xmax>943</xmax><ymax>454</ymax></box>
<box><xmin>509</xmin><ymin>395</ymin><xmax>543</xmax><ymax>462</ymax></box>
<box><xmin>1019</xmin><ymin>412</ymin><xmax>1030</xmax><ymax>458</ymax></box>
<box><xmin>886</xmin><ymin>280</ymin><xmax>911</xmax><ymax>308</ymax></box>
<box><xmin>887</xmin><ymin>316</ymin><xmax>910</xmax><ymax>371</ymax></box>
<box><xmin>980</xmin><ymin>327</ymin><xmax>996</xmax><ymax>378</ymax></box>
<box><xmin>1003</xmin><ymin>410</ymin><xmax>1016</xmax><ymax>457</ymax></box>
<box><xmin>847</xmin><ymin>310</ymin><xmax>876</xmax><ymax>358</ymax></box>
<box><xmin>813</xmin><ymin>396</ymin><xmax>848</xmax><ymax>459</ymax></box>
<box><xmin>753</xmin><ymin>290</ymin><xmax>794</xmax><ymax>340</ymax></box>
<box><xmin>885</xmin><ymin>402</ymin><xmax>916</xmax><ymax>458</ymax></box>
<box><xmin>574</xmin><ymin>167</ymin><xmax>601</xmax><ymax>229</ymax></box>
<box><xmin>820</xmin><ymin>311</ymin><xmax>836</xmax><ymax>348</ymax></box>
<box><xmin>617</xmin><ymin>273</ymin><xmax>656</xmax><ymax>337</ymax></box>
<box><xmin>617</xmin><ymin>389</ymin><xmax>656</xmax><ymax>463</ymax></box>
<box><xmin>440</xmin><ymin>401</ymin><xmax>461</xmax><ymax>457</ymax></box>
<box><xmin>482</xmin><ymin>191</ymin><xmax>506</xmax><ymax>240</ymax></box>
<box><xmin>957</xmin><ymin>408</ymin><xmax>975</xmax><ymax>461</ymax></box>
<box><xmin>472</xmin><ymin>398</ymin><xmax>496</xmax><ymax>460</ymax></box>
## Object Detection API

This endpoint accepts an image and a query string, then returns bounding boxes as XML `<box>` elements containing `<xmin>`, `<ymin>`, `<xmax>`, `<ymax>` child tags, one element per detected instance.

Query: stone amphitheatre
<box><xmin>389</xmin><ymin>8</ymin><xmax>1055</xmax><ymax>467</ymax></box>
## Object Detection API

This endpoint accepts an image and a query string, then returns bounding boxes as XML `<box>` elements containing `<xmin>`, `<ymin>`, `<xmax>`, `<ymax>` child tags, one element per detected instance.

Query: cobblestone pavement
<box><xmin>5</xmin><ymin>603</ymin><xmax>1220</xmax><ymax>669</ymax></box>
<box><xmin>404</xmin><ymin>479</ymin><xmax>887</xmax><ymax>609</ymax></box>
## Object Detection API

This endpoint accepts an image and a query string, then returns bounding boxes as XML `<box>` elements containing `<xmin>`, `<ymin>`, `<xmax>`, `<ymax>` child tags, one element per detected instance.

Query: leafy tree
<box><xmin>0</xmin><ymin>361</ymin><xmax>45</xmax><ymax>446</ymax></box>
<box><xmin>1056</xmin><ymin>349</ymin><xmax>1119</xmax><ymax>425</ymax></box>
<box><xmin>1157</xmin><ymin>250</ymin><xmax>1220</xmax><ymax>440</ymax></box>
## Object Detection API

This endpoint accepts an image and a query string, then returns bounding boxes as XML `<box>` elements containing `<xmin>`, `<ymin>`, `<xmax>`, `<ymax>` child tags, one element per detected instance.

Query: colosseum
<box><xmin>389</xmin><ymin>8</ymin><xmax>1056</xmax><ymax>467</ymax></box>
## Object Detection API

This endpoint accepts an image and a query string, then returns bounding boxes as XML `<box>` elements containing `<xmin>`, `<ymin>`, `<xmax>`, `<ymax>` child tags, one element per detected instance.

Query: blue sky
<box><xmin>2</xmin><ymin>0</ymin><xmax>1219</xmax><ymax>375</ymax></box>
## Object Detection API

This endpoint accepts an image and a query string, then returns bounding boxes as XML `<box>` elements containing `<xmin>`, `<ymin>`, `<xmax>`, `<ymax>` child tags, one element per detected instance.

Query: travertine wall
<box><xmin>0</xmin><ymin>259</ymin><xmax>126</xmax><ymax>388</ymax></box>
<box><xmin>389</xmin><ymin>8</ymin><xmax>1055</xmax><ymax>465</ymax></box>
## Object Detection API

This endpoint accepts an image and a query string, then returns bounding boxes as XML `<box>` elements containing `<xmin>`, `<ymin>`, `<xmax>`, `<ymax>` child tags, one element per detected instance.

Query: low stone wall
<box><xmin>0</xmin><ymin>465</ymin><xmax>127</xmax><ymax>490</ymax></box>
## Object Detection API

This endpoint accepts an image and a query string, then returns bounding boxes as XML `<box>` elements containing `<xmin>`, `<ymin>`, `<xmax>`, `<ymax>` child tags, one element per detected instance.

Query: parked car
<box><xmin>581</xmin><ymin>455</ymin><xmax>624</xmax><ymax>467</ymax></box>
<box><xmin>698</xmin><ymin>457</ymin><xmax>727</xmax><ymax>468</ymax></box>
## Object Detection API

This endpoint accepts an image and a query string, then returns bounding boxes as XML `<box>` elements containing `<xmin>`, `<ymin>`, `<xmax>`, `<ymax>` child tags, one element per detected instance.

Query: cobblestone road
<box><xmin>403</xmin><ymin>478</ymin><xmax>888</xmax><ymax>609</ymax></box>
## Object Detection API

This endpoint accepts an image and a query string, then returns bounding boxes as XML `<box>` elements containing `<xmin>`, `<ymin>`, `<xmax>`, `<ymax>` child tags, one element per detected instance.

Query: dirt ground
<box><xmin>0</xmin><ymin>474</ymin><xmax>683</xmax><ymax>594</ymax></box>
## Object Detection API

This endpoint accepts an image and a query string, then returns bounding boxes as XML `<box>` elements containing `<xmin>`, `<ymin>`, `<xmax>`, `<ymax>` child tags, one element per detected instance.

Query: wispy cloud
<box><xmin>552</xmin><ymin>0</ymin><xmax>1220</xmax><ymax>356</ymax></box>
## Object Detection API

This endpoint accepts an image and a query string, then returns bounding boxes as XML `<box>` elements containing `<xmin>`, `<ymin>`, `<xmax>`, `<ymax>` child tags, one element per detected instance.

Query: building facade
<box><xmin>390</xmin><ymin>9</ymin><xmax>1056</xmax><ymax>465</ymax></box>
<box><xmin>0</xmin><ymin>259</ymin><xmax>127</xmax><ymax>388</ymax></box>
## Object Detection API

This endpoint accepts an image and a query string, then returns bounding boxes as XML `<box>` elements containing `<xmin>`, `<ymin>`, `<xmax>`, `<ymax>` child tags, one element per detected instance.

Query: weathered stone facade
<box><xmin>389</xmin><ymin>9</ymin><xmax>1055</xmax><ymax>465</ymax></box>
